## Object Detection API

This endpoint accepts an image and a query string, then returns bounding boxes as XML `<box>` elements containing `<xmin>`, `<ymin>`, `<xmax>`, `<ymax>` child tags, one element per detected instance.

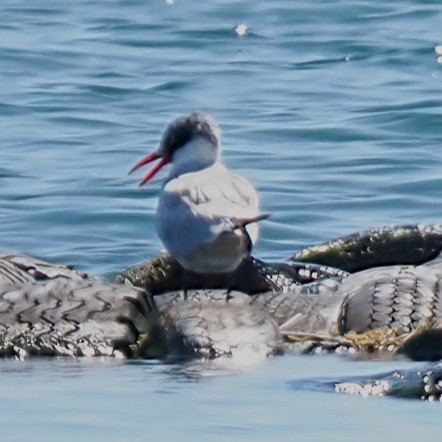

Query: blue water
<box><xmin>1</xmin><ymin>0</ymin><xmax>442</xmax><ymax>439</ymax></box>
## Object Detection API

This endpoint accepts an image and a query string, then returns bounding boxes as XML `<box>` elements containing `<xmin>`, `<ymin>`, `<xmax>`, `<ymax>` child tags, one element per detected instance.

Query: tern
<box><xmin>130</xmin><ymin>112</ymin><xmax>268</xmax><ymax>274</ymax></box>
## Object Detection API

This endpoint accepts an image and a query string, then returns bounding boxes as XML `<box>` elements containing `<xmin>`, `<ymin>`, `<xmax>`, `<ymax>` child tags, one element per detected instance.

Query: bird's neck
<box><xmin>168</xmin><ymin>137</ymin><xmax>221</xmax><ymax>179</ymax></box>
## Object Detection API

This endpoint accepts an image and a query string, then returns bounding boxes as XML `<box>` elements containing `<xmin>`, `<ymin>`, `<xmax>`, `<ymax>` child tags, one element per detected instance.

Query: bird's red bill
<box><xmin>129</xmin><ymin>152</ymin><xmax>171</xmax><ymax>186</ymax></box>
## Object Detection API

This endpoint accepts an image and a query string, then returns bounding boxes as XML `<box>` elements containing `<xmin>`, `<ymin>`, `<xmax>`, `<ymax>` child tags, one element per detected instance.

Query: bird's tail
<box><xmin>232</xmin><ymin>213</ymin><xmax>270</xmax><ymax>230</ymax></box>
<box><xmin>231</xmin><ymin>213</ymin><xmax>270</xmax><ymax>254</ymax></box>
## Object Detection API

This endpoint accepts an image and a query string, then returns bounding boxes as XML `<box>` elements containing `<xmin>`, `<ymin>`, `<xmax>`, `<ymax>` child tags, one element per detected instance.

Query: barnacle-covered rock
<box><xmin>0</xmin><ymin>277</ymin><xmax>163</xmax><ymax>359</ymax></box>
<box><xmin>292</xmin><ymin>224</ymin><xmax>442</xmax><ymax>273</ymax></box>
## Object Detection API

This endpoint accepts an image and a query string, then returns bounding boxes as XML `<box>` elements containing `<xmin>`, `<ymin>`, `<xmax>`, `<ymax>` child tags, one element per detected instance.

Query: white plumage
<box><xmin>130</xmin><ymin>112</ymin><xmax>266</xmax><ymax>273</ymax></box>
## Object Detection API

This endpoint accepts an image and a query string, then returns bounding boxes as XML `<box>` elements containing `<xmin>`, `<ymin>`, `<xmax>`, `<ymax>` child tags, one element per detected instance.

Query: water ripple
<box><xmin>2</xmin><ymin>0</ymin><xmax>442</xmax><ymax>438</ymax></box>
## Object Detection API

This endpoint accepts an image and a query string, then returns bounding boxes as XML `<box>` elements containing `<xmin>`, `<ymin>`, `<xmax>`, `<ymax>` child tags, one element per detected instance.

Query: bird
<box><xmin>130</xmin><ymin>111</ymin><xmax>268</xmax><ymax>274</ymax></box>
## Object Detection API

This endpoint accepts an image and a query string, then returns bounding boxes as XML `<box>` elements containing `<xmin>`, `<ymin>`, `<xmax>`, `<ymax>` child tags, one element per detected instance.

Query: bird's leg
<box><xmin>178</xmin><ymin>264</ymin><xmax>189</xmax><ymax>301</ymax></box>
<box><xmin>225</xmin><ymin>289</ymin><xmax>233</xmax><ymax>303</ymax></box>
<box><xmin>226</xmin><ymin>268</ymin><xmax>241</xmax><ymax>301</ymax></box>
<box><xmin>182</xmin><ymin>272</ymin><xmax>188</xmax><ymax>301</ymax></box>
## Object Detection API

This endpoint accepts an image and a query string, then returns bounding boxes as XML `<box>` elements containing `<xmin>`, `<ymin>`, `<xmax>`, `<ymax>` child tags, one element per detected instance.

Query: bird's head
<box><xmin>130</xmin><ymin>112</ymin><xmax>222</xmax><ymax>185</ymax></box>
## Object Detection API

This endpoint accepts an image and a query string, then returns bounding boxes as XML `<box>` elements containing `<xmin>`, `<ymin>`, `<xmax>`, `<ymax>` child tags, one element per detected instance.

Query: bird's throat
<box><xmin>168</xmin><ymin>137</ymin><xmax>220</xmax><ymax>179</ymax></box>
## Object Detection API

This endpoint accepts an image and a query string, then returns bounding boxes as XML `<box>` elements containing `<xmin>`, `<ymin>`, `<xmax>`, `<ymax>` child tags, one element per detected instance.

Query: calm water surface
<box><xmin>1</xmin><ymin>0</ymin><xmax>442</xmax><ymax>440</ymax></box>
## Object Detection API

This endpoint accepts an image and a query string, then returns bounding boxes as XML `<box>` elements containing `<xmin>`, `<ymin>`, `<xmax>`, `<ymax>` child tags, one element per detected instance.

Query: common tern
<box><xmin>130</xmin><ymin>112</ymin><xmax>267</xmax><ymax>274</ymax></box>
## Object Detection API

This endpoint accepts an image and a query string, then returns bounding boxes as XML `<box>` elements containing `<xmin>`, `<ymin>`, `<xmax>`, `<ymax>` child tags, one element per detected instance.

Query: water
<box><xmin>0</xmin><ymin>0</ymin><xmax>442</xmax><ymax>439</ymax></box>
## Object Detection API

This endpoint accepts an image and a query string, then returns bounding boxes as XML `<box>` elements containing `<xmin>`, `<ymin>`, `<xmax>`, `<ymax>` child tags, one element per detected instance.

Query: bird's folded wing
<box><xmin>165</xmin><ymin>166</ymin><xmax>260</xmax><ymax>219</ymax></box>
<box><xmin>157</xmin><ymin>170</ymin><xmax>261</xmax><ymax>257</ymax></box>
